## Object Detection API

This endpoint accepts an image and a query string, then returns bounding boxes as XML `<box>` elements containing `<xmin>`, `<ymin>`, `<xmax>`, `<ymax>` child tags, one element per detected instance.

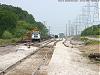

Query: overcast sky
<box><xmin>0</xmin><ymin>0</ymin><xmax>99</xmax><ymax>35</ymax></box>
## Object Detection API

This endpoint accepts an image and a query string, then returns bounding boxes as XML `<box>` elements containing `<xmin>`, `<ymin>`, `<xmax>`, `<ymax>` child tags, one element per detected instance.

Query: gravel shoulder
<box><xmin>0</xmin><ymin>45</ymin><xmax>17</xmax><ymax>55</ymax></box>
<box><xmin>4</xmin><ymin>43</ymin><xmax>55</xmax><ymax>75</ymax></box>
<box><xmin>0</xmin><ymin>45</ymin><xmax>38</xmax><ymax>72</ymax></box>
<box><xmin>48</xmin><ymin>39</ymin><xmax>99</xmax><ymax>75</ymax></box>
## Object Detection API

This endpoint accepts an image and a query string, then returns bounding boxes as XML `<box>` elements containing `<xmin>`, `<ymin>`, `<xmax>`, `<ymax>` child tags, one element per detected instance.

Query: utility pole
<box><xmin>48</xmin><ymin>26</ymin><xmax>50</xmax><ymax>36</ymax></box>
<box><xmin>71</xmin><ymin>26</ymin><xmax>74</xmax><ymax>36</ymax></box>
<box><xmin>75</xmin><ymin>25</ymin><xmax>77</xmax><ymax>36</ymax></box>
<box><xmin>82</xmin><ymin>1</ymin><xmax>99</xmax><ymax>27</ymax></box>
<box><xmin>68</xmin><ymin>20</ymin><xmax>71</xmax><ymax>36</ymax></box>
<box><xmin>43</xmin><ymin>21</ymin><xmax>46</xmax><ymax>26</ymax></box>
<box><xmin>66</xmin><ymin>24</ymin><xmax>67</xmax><ymax>37</ymax></box>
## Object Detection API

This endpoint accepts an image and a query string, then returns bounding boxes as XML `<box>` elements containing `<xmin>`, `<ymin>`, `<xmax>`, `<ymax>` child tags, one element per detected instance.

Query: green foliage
<box><xmin>81</xmin><ymin>37</ymin><xmax>100</xmax><ymax>45</ymax></box>
<box><xmin>81</xmin><ymin>25</ymin><xmax>100</xmax><ymax>36</ymax></box>
<box><xmin>85</xmin><ymin>40</ymin><xmax>100</xmax><ymax>45</ymax></box>
<box><xmin>35</xmin><ymin>22</ymin><xmax>48</xmax><ymax>38</ymax></box>
<box><xmin>16</xmin><ymin>21</ymin><xmax>35</xmax><ymax>30</ymax></box>
<box><xmin>0</xmin><ymin>4</ymin><xmax>35</xmax><ymax>24</ymax></box>
<box><xmin>15</xmin><ymin>21</ymin><xmax>34</xmax><ymax>39</ymax></box>
<box><xmin>0</xmin><ymin>4</ymin><xmax>48</xmax><ymax>42</ymax></box>
<box><xmin>15</xmin><ymin>29</ymin><xmax>27</xmax><ymax>37</ymax></box>
<box><xmin>0</xmin><ymin>38</ymin><xmax>21</xmax><ymax>46</ymax></box>
<box><xmin>81</xmin><ymin>37</ymin><xmax>88</xmax><ymax>41</ymax></box>
<box><xmin>0</xmin><ymin>10</ymin><xmax>17</xmax><ymax>37</ymax></box>
<box><xmin>2</xmin><ymin>31</ymin><xmax>13</xmax><ymax>39</ymax></box>
<box><xmin>95</xmin><ymin>35</ymin><xmax>100</xmax><ymax>38</ymax></box>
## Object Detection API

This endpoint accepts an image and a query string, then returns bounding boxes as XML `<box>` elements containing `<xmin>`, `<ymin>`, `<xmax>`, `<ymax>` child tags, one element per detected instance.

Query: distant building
<box><xmin>59</xmin><ymin>33</ymin><xmax>65</xmax><ymax>38</ymax></box>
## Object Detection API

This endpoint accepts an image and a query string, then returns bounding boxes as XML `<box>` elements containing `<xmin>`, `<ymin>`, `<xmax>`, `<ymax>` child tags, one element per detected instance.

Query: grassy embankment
<box><xmin>0</xmin><ymin>33</ymin><xmax>29</xmax><ymax>46</ymax></box>
<box><xmin>81</xmin><ymin>37</ymin><xmax>100</xmax><ymax>45</ymax></box>
<box><xmin>78</xmin><ymin>25</ymin><xmax>100</xmax><ymax>63</ymax></box>
<box><xmin>0</xmin><ymin>38</ymin><xmax>22</xmax><ymax>46</ymax></box>
<box><xmin>79</xmin><ymin>37</ymin><xmax>100</xmax><ymax>63</ymax></box>
<box><xmin>95</xmin><ymin>35</ymin><xmax>100</xmax><ymax>38</ymax></box>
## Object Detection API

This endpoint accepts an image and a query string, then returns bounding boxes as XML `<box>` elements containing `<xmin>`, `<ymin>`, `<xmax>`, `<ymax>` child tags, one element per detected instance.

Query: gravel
<box><xmin>0</xmin><ymin>45</ymin><xmax>38</xmax><ymax>72</ymax></box>
<box><xmin>48</xmin><ymin>39</ymin><xmax>99</xmax><ymax>75</ymax></box>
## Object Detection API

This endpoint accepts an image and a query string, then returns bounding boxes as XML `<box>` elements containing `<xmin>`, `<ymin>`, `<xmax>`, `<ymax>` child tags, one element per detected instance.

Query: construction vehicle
<box><xmin>31</xmin><ymin>28</ymin><xmax>41</xmax><ymax>42</ymax></box>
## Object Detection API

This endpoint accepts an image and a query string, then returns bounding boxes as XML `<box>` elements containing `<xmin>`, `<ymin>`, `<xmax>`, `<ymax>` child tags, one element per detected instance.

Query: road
<box><xmin>0</xmin><ymin>38</ymin><xmax>99</xmax><ymax>75</ymax></box>
<box><xmin>0</xmin><ymin>39</ymin><xmax>53</xmax><ymax>74</ymax></box>
<box><xmin>0</xmin><ymin>39</ymin><xmax>57</xmax><ymax>75</ymax></box>
<box><xmin>48</xmin><ymin>39</ymin><xmax>99</xmax><ymax>75</ymax></box>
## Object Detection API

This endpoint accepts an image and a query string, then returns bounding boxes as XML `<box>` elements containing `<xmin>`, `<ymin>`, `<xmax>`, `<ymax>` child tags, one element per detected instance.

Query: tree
<box><xmin>35</xmin><ymin>22</ymin><xmax>48</xmax><ymax>39</ymax></box>
<box><xmin>81</xmin><ymin>25</ymin><xmax>100</xmax><ymax>36</ymax></box>
<box><xmin>0</xmin><ymin>4</ymin><xmax>35</xmax><ymax>24</ymax></box>
<box><xmin>2</xmin><ymin>31</ymin><xmax>13</xmax><ymax>39</ymax></box>
<box><xmin>0</xmin><ymin>10</ymin><xmax>17</xmax><ymax>37</ymax></box>
<box><xmin>0</xmin><ymin>4</ymin><xmax>48</xmax><ymax>40</ymax></box>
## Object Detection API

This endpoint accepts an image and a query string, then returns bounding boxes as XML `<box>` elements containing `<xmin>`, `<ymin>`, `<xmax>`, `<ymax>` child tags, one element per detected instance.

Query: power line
<box><xmin>82</xmin><ymin>1</ymin><xmax>99</xmax><ymax>27</ymax></box>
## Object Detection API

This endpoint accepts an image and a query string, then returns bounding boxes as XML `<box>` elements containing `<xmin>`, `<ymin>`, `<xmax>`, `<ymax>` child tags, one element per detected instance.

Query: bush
<box><xmin>2</xmin><ymin>31</ymin><xmax>13</xmax><ymax>39</ymax></box>
<box><xmin>0</xmin><ymin>10</ymin><xmax>17</xmax><ymax>37</ymax></box>
<box><xmin>85</xmin><ymin>40</ymin><xmax>100</xmax><ymax>45</ymax></box>
<box><xmin>14</xmin><ymin>29</ymin><xmax>27</xmax><ymax>38</ymax></box>
<box><xmin>81</xmin><ymin>25</ymin><xmax>100</xmax><ymax>36</ymax></box>
<box><xmin>0</xmin><ymin>38</ymin><xmax>21</xmax><ymax>46</ymax></box>
<box><xmin>81</xmin><ymin>37</ymin><xmax>88</xmax><ymax>41</ymax></box>
<box><xmin>11</xmin><ymin>38</ymin><xmax>21</xmax><ymax>43</ymax></box>
<box><xmin>81</xmin><ymin>37</ymin><xmax>100</xmax><ymax>45</ymax></box>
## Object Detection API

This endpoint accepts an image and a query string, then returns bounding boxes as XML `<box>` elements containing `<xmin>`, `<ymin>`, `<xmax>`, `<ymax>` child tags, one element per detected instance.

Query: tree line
<box><xmin>0</xmin><ymin>4</ymin><xmax>48</xmax><ymax>40</ymax></box>
<box><xmin>81</xmin><ymin>24</ymin><xmax>100</xmax><ymax>36</ymax></box>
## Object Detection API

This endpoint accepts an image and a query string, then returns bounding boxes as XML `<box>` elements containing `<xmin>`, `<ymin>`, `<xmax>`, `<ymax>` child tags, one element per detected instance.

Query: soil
<box><xmin>0</xmin><ymin>45</ymin><xmax>16</xmax><ymax>55</ymax></box>
<box><xmin>48</xmin><ymin>39</ymin><xmax>99</xmax><ymax>75</ymax></box>
<box><xmin>4</xmin><ymin>44</ymin><xmax>54</xmax><ymax>75</ymax></box>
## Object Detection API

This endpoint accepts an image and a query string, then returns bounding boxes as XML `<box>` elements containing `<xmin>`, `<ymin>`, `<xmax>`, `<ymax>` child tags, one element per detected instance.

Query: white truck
<box><xmin>32</xmin><ymin>31</ymin><xmax>41</xmax><ymax>42</ymax></box>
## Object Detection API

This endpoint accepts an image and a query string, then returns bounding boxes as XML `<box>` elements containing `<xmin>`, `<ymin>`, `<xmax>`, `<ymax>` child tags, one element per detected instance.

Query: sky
<box><xmin>0</xmin><ymin>0</ymin><xmax>99</xmax><ymax>35</ymax></box>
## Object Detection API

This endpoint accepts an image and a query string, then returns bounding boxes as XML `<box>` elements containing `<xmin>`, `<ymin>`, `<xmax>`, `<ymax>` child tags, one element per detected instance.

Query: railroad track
<box><xmin>0</xmin><ymin>39</ymin><xmax>59</xmax><ymax>75</ymax></box>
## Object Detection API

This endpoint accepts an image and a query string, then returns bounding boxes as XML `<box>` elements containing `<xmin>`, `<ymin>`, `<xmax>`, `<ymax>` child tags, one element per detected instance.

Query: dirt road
<box><xmin>48</xmin><ymin>39</ymin><xmax>99</xmax><ymax>75</ymax></box>
<box><xmin>3</xmin><ymin>40</ymin><xmax>57</xmax><ymax>75</ymax></box>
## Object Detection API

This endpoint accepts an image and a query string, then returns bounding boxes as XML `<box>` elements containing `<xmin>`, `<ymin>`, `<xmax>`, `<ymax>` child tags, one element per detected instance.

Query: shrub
<box><xmin>2</xmin><ymin>31</ymin><xmax>13</xmax><ymax>39</ymax></box>
<box><xmin>81</xmin><ymin>37</ymin><xmax>88</xmax><ymax>41</ymax></box>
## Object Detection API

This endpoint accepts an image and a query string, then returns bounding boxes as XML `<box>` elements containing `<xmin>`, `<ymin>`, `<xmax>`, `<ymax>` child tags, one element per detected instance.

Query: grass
<box><xmin>80</xmin><ymin>37</ymin><xmax>88</xmax><ymax>41</ymax></box>
<box><xmin>81</xmin><ymin>35</ymin><xmax>100</xmax><ymax>38</ymax></box>
<box><xmin>80</xmin><ymin>37</ymin><xmax>100</xmax><ymax>45</ymax></box>
<box><xmin>0</xmin><ymin>38</ymin><xmax>21</xmax><ymax>46</ymax></box>
<box><xmin>95</xmin><ymin>35</ymin><xmax>100</xmax><ymax>38</ymax></box>
<box><xmin>79</xmin><ymin>37</ymin><xmax>100</xmax><ymax>64</ymax></box>
<box><xmin>85</xmin><ymin>40</ymin><xmax>100</xmax><ymax>45</ymax></box>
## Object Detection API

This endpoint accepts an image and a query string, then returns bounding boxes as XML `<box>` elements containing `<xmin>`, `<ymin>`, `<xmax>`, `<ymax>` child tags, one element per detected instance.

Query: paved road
<box><xmin>48</xmin><ymin>39</ymin><xmax>99</xmax><ymax>75</ymax></box>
